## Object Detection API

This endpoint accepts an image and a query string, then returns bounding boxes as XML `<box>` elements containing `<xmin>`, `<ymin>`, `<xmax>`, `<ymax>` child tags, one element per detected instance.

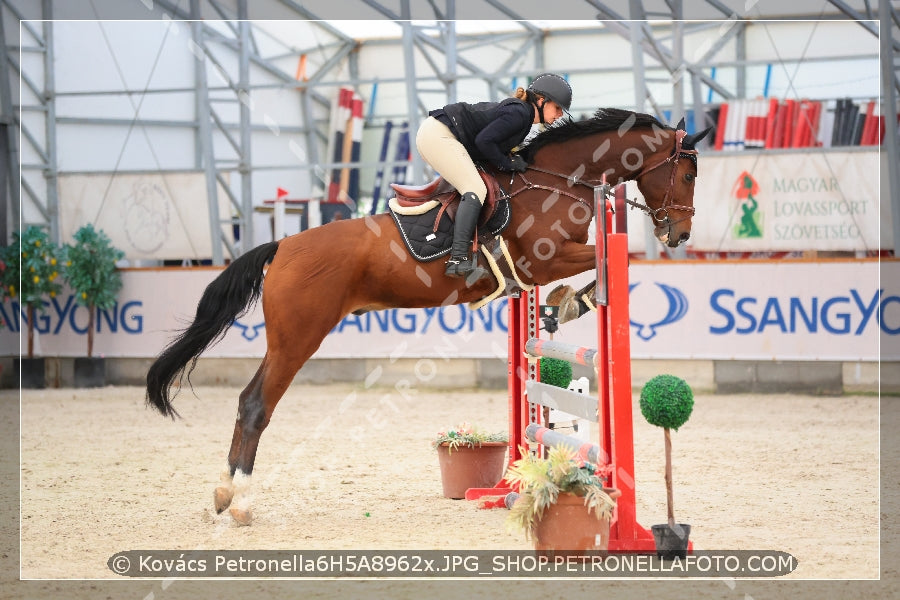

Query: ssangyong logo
<box><xmin>732</xmin><ymin>170</ymin><xmax>763</xmax><ymax>239</ymax></box>
<box><xmin>232</xmin><ymin>319</ymin><xmax>266</xmax><ymax>341</ymax></box>
<box><xmin>629</xmin><ymin>282</ymin><xmax>689</xmax><ymax>341</ymax></box>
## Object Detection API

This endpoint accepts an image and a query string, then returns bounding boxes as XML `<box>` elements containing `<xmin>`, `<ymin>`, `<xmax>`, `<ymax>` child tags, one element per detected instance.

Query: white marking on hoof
<box><xmin>228</xmin><ymin>469</ymin><xmax>254</xmax><ymax>525</ymax></box>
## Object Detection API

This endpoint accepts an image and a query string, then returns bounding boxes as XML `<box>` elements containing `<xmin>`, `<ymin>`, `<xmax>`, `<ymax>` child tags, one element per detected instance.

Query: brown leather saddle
<box><xmin>390</xmin><ymin>170</ymin><xmax>504</xmax><ymax>229</ymax></box>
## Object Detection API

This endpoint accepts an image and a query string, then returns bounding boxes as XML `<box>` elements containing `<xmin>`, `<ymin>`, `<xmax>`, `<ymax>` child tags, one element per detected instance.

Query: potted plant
<box><xmin>639</xmin><ymin>374</ymin><xmax>695</xmax><ymax>560</ymax></box>
<box><xmin>0</xmin><ymin>227</ymin><xmax>64</xmax><ymax>388</ymax></box>
<box><xmin>432</xmin><ymin>423</ymin><xmax>508</xmax><ymax>499</ymax></box>
<box><xmin>505</xmin><ymin>445</ymin><xmax>620</xmax><ymax>554</ymax></box>
<box><xmin>62</xmin><ymin>224</ymin><xmax>125</xmax><ymax>387</ymax></box>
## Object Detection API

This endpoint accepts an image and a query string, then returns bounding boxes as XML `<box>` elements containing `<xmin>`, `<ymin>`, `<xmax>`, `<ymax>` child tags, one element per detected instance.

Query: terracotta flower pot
<box><xmin>435</xmin><ymin>442</ymin><xmax>507</xmax><ymax>499</ymax></box>
<box><xmin>533</xmin><ymin>488</ymin><xmax>621</xmax><ymax>554</ymax></box>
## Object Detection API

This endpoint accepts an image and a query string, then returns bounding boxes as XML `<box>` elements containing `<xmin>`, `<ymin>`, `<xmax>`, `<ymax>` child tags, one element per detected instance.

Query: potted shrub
<box><xmin>62</xmin><ymin>224</ymin><xmax>125</xmax><ymax>387</ymax></box>
<box><xmin>432</xmin><ymin>423</ymin><xmax>508</xmax><ymax>499</ymax></box>
<box><xmin>505</xmin><ymin>445</ymin><xmax>620</xmax><ymax>554</ymax></box>
<box><xmin>0</xmin><ymin>227</ymin><xmax>64</xmax><ymax>388</ymax></box>
<box><xmin>639</xmin><ymin>374</ymin><xmax>695</xmax><ymax>560</ymax></box>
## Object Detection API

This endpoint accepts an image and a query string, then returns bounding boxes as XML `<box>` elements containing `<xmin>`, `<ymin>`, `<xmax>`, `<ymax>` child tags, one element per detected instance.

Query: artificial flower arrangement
<box><xmin>432</xmin><ymin>422</ymin><xmax>508</xmax><ymax>452</ymax></box>
<box><xmin>505</xmin><ymin>445</ymin><xmax>617</xmax><ymax>540</ymax></box>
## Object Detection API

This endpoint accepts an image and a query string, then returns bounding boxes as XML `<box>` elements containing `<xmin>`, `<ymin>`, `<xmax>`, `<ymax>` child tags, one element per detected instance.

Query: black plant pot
<box><xmin>74</xmin><ymin>357</ymin><xmax>106</xmax><ymax>388</ymax></box>
<box><xmin>16</xmin><ymin>357</ymin><xmax>46</xmax><ymax>389</ymax></box>
<box><xmin>651</xmin><ymin>523</ymin><xmax>691</xmax><ymax>560</ymax></box>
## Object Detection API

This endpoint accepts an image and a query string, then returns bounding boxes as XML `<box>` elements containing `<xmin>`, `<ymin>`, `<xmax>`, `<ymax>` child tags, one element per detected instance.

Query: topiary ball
<box><xmin>640</xmin><ymin>374</ymin><xmax>694</xmax><ymax>430</ymax></box>
<box><xmin>540</xmin><ymin>357</ymin><xmax>572</xmax><ymax>389</ymax></box>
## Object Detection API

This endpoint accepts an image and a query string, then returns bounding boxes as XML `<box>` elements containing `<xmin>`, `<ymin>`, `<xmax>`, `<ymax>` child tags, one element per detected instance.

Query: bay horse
<box><xmin>146</xmin><ymin>107</ymin><xmax>711</xmax><ymax>525</ymax></box>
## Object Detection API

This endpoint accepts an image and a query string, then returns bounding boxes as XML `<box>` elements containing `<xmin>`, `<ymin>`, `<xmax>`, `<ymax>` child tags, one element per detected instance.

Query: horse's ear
<box><xmin>675</xmin><ymin>117</ymin><xmax>686</xmax><ymax>131</ymax></box>
<box><xmin>683</xmin><ymin>126</ymin><xmax>713</xmax><ymax>149</ymax></box>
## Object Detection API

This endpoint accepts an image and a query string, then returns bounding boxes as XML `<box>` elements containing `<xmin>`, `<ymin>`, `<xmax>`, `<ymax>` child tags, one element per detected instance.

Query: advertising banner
<box><xmin>1</xmin><ymin>260</ymin><xmax>894</xmax><ymax>362</ymax></box>
<box><xmin>685</xmin><ymin>150</ymin><xmax>884</xmax><ymax>252</ymax></box>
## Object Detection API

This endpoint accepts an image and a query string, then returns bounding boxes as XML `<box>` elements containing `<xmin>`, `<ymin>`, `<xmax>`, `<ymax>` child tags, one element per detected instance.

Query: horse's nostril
<box><xmin>679</xmin><ymin>231</ymin><xmax>691</xmax><ymax>241</ymax></box>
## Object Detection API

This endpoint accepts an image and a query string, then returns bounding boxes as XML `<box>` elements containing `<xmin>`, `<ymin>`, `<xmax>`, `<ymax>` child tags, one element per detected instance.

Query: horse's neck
<box><xmin>532</xmin><ymin>128</ymin><xmax>675</xmax><ymax>184</ymax></box>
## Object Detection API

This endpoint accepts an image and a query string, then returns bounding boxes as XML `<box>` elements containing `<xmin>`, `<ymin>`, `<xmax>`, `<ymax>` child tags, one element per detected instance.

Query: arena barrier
<box><xmin>466</xmin><ymin>183</ymin><xmax>657</xmax><ymax>552</ymax></box>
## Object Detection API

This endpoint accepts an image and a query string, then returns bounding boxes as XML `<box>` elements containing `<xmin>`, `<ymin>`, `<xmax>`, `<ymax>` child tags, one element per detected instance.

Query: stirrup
<box><xmin>445</xmin><ymin>255</ymin><xmax>472</xmax><ymax>278</ymax></box>
<box><xmin>445</xmin><ymin>254</ymin><xmax>489</xmax><ymax>282</ymax></box>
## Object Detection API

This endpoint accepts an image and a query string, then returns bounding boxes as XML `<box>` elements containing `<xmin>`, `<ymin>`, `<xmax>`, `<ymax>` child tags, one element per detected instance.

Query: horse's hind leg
<box><xmin>225</xmin><ymin>353</ymin><xmax>299</xmax><ymax>526</ymax></box>
<box><xmin>214</xmin><ymin>359</ymin><xmax>267</xmax><ymax>514</ymax></box>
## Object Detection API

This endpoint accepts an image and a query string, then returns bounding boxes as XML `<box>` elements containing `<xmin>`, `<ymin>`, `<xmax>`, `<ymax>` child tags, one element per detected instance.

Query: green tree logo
<box><xmin>731</xmin><ymin>171</ymin><xmax>762</xmax><ymax>239</ymax></box>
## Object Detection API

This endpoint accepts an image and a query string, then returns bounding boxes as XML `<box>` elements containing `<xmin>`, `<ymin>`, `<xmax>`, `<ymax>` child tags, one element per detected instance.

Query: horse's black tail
<box><xmin>146</xmin><ymin>241</ymin><xmax>280</xmax><ymax>419</ymax></box>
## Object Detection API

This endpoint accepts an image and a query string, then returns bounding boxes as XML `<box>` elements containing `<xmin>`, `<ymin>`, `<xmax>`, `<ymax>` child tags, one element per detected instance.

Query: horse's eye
<box><xmin>684</xmin><ymin>172</ymin><xmax>695</xmax><ymax>183</ymax></box>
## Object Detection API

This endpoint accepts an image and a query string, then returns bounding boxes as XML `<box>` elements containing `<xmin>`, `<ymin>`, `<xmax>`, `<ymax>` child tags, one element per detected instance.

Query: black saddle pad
<box><xmin>389</xmin><ymin>199</ymin><xmax>511</xmax><ymax>262</ymax></box>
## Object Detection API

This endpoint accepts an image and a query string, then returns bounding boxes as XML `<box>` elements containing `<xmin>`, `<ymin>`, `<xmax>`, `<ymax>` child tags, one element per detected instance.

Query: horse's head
<box><xmin>633</xmin><ymin>119</ymin><xmax>711</xmax><ymax>248</ymax></box>
<box><xmin>519</xmin><ymin>109</ymin><xmax>712</xmax><ymax>248</ymax></box>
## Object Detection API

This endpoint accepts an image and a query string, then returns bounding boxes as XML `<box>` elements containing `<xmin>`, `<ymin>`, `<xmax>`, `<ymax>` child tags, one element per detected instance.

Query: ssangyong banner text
<box><xmin>0</xmin><ymin>261</ymin><xmax>893</xmax><ymax>361</ymax></box>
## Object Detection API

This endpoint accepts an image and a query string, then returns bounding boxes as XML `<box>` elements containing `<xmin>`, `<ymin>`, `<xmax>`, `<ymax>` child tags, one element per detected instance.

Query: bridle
<box><xmin>504</xmin><ymin>128</ymin><xmax>698</xmax><ymax>232</ymax></box>
<box><xmin>625</xmin><ymin>129</ymin><xmax>698</xmax><ymax>230</ymax></box>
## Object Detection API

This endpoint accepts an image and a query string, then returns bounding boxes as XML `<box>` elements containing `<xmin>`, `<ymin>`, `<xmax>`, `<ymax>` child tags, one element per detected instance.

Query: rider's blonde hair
<box><xmin>513</xmin><ymin>87</ymin><xmax>528</xmax><ymax>101</ymax></box>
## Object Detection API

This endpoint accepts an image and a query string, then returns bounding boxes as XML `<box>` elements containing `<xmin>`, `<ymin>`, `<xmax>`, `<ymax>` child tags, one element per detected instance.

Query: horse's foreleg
<box><xmin>548</xmin><ymin>242</ymin><xmax>597</xmax><ymax>281</ymax></box>
<box><xmin>543</xmin><ymin>243</ymin><xmax>599</xmax><ymax>323</ymax></box>
<box><xmin>560</xmin><ymin>280</ymin><xmax>599</xmax><ymax>323</ymax></box>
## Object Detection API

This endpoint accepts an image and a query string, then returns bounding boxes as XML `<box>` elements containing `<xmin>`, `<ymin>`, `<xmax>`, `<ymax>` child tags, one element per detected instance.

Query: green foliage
<box><xmin>0</xmin><ymin>245</ymin><xmax>12</xmax><ymax>301</ymax></box>
<box><xmin>0</xmin><ymin>226</ymin><xmax>64</xmax><ymax>309</ymax></box>
<box><xmin>540</xmin><ymin>357</ymin><xmax>572</xmax><ymax>388</ymax></box>
<box><xmin>63</xmin><ymin>224</ymin><xmax>124</xmax><ymax>310</ymax></box>
<box><xmin>432</xmin><ymin>422</ymin><xmax>508</xmax><ymax>452</ymax></box>
<box><xmin>505</xmin><ymin>446</ymin><xmax>616</xmax><ymax>538</ymax></box>
<box><xmin>640</xmin><ymin>374</ymin><xmax>694</xmax><ymax>430</ymax></box>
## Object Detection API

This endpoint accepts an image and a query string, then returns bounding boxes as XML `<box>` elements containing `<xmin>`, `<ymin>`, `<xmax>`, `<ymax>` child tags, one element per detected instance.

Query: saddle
<box><xmin>390</xmin><ymin>170</ymin><xmax>504</xmax><ymax>226</ymax></box>
<box><xmin>388</xmin><ymin>170</ymin><xmax>511</xmax><ymax>262</ymax></box>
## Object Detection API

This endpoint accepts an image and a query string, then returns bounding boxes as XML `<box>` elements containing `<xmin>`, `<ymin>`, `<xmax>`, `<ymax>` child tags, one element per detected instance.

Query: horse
<box><xmin>145</xmin><ymin>107</ymin><xmax>711</xmax><ymax>525</ymax></box>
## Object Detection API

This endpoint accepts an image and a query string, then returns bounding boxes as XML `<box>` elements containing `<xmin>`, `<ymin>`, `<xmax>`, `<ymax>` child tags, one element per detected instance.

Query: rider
<box><xmin>415</xmin><ymin>73</ymin><xmax>573</xmax><ymax>281</ymax></box>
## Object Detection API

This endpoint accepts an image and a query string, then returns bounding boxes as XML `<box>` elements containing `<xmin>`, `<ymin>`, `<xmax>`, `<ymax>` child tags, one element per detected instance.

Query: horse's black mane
<box><xmin>520</xmin><ymin>107</ymin><xmax>671</xmax><ymax>161</ymax></box>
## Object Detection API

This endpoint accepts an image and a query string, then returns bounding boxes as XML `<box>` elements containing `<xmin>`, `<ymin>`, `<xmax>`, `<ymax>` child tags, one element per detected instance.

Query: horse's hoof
<box><xmin>558</xmin><ymin>299</ymin><xmax>581</xmax><ymax>324</ymax></box>
<box><xmin>545</xmin><ymin>285</ymin><xmax>574</xmax><ymax>306</ymax></box>
<box><xmin>214</xmin><ymin>486</ymin><xmax>234</xmax><ymax>513</ymax></box>
<box><xmin>229</xmin><ymin>507</ymin><xmax>253</xmax><ymax>526</ymax></box>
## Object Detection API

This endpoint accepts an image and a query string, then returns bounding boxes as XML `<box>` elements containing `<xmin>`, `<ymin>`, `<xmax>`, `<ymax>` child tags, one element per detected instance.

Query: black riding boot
<box><xmin>445</xmin><ymin>192</ymin><xmax>490</xmax><ymax>282</ymax></box>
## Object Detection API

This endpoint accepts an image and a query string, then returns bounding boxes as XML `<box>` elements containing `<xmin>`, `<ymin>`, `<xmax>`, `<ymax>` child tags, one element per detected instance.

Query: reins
<box><xmin>506</xmin><ymin>128</ymin><xmax>698</xmax><ymax>230</ymax></box>
<box><xmin>504</xmin><ymin>165</ymin><xmax>598</xmax><ymax>211</ymax></box>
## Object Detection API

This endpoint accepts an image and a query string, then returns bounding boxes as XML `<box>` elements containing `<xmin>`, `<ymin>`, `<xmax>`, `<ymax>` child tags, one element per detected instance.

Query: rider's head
<box><xmin>527</xmin><ymin>73</ymin><xmax>572</xmax><ymax>126</ymax></box>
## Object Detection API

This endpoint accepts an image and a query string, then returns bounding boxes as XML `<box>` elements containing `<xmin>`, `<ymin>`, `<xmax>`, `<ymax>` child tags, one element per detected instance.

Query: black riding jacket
<box><xmin>429</xmin><ymin>98</ymin><xmax>533</xmax><ymax>171</ymax></box>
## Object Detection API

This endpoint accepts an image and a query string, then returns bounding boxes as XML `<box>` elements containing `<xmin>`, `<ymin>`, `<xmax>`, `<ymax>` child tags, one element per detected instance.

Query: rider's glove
<box><xmin>507</xmin><ymin>155</ymin><xmax>528</xmax><ymax>172</ymax></box>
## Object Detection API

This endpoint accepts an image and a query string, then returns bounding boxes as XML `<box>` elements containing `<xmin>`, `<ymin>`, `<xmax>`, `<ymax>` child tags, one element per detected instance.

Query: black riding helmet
<box><xmin>528</xmin><ymin>73</ymin><xmax>572</xmax><ymax>123</ymax></box>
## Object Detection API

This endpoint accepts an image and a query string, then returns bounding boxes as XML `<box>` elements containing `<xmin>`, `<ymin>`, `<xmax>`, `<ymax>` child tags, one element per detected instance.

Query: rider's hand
<box><xmin>508</xmin><ymin>155</ymin><xmax>528</xmax><ymax>172</ymax></box>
